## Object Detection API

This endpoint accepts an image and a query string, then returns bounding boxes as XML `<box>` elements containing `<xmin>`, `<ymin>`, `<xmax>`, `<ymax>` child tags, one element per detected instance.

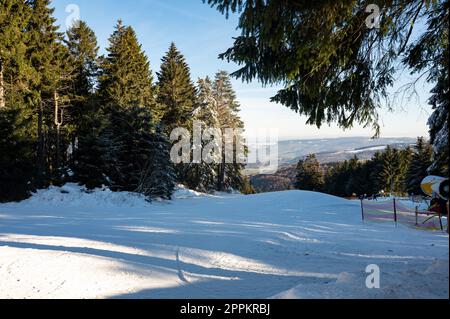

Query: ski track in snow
<box><xmin>0</xmin><ymin>184</ymin><xmax>448</xmax><ymax>299</ymax></box>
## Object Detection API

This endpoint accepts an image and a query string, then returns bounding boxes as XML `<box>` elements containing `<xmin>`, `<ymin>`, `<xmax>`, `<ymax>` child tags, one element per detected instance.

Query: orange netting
<box><xmin>361</xmin><ymin>199</ymin><xmax>447</xmax><ymax>231</ymax></box>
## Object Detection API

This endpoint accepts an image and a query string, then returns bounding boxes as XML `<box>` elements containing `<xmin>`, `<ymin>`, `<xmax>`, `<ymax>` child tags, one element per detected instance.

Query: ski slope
<box><xmin>0</xmin><ymin>184</ymin><xmax>448</xmax><ymax>299</ymax></box>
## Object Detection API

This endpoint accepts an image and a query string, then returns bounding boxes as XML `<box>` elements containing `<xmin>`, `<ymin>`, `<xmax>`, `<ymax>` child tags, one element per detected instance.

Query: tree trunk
<box><xmin>0</xmin><ymin>62</ymin><xmax>5</xmax><ymax>109</ymax></box>
<box><xmin>217</xmin><ymin>143</ymin><xmax>226</xmax><ymax>191</ymax></box>
<box><xmin>54</xmin><ymin>92</ymin><xmax>61</xmax><ymax>174</ymax></box>
<box><xmin>37</xmin><ymin>95</ymin><xmax>45</xmax><ymax>187</ymax></box>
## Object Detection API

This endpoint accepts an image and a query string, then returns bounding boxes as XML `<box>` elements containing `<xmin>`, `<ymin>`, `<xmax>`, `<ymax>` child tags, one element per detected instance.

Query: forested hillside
<box><xmin>0</xmin><ymin>0</ymin><xmax>250</xmax><ymax>202</ymax></box>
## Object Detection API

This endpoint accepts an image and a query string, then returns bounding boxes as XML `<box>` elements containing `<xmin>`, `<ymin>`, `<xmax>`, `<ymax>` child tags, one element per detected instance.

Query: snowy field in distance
<box><xmin>0</xmin><ymin>184</ymin><xmax>448</xmax><ymax>299</ymax></box>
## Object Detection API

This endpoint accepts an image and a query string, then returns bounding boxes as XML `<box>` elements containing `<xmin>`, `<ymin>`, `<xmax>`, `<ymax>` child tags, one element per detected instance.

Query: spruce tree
<box><xmin>98</xmin><ymin>21</ymin><xmax>175</xmax><ymax>198</ymax></box>
<box><xmin>0</xmin><ymin>1</ymin><xmax>36</xmax><ymax>201</ymax></box>
<box><xmin>99</xmin><ymin>20</ymin><xmax>156</xmax><ymax>112</ymax></box>
<box><xmin>179</xmin><ymin>71</ymin><xmax>247</xmax><ymax>193</ymax></box>
<box><xmin>207</xmin><ymin>1</ymin><xmax>448</xmax><ymax>138</ymax></box>
<box><xmin>403</xmin><ymin>1</ymin><xmax>448</xmax><ymax>176</ymax></box>
<box><xmin>157</xmin><ymin>42</ymin><xmax>196</xmax><ymax>133</ymax></box>
<box><xmin>183</xmin><ymin>77</ymin><xmax>219</xmax><ymax>192</ymax></box>
<box><xmin>377</xmin><ymin>146</ymin><xmax>411</xmax><ymax>195</ymax></box>
<box><xmin>26</xmin><ymin>0</ymin><xmax>72</xmax><ymax>186</ymax></box>
<box><xmin>104</xmin><ymin>106</ymin><xmax>175</xmax><ymax>199</ymax></box>
<box><xmin>0</xmin><ymin>0</ymin><xmax>31</xmax><ymax>110</ymax></box>
<box><xmin>65</xmin><ymin>20</ymin><xmax>99</xmax><ymax>147</ymax></box>
<box><xmin>344</xmin><ymin>156</ymin><xmax>362</xmax><ymax>196</ymax></box>
<box><xmin>0</xmin><ymin>108</ymin><xmax>35</xmax><ymax>202</ymax></box>
<box><xmin>406</xmin><ymin>137</ymin><xmax>433</xmax><ymax>195</ymax></box>
<box><xmin>294</xmin><ymin>154</ymin><xmax>324</xmax><ymax>192</ymax></box>
<box><xmin>212</xmin><ymin>71</ymin><xmax>246</xmax><ymax>192</ymax></box>
<box><xmin>64</xmin><ymin>21</ymin><xmax>107</xmax><ymax>187</ymax></box>
<box><xmin>427</xmin><ymin>64</ymin><xmax>449</xmax><ymax>176</ymax></box>
<box><xmin>369</xmin><ymin>151</ymin><xmax>384</xmax><ymax>194</ymax></box>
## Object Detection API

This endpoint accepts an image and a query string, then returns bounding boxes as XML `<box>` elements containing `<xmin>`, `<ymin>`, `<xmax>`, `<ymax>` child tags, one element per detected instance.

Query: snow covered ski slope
<box><xmin>0</xmin><ymin>184</ymin><xmax>448</xmax><ymax>299</ymax></box>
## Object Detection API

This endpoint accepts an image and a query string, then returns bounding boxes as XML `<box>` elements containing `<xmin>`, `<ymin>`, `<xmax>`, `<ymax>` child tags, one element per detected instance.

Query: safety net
<box><xmin>361</xmin><ymin>199</ymin><xmax>447</xmax><ymax>231</ymax></box>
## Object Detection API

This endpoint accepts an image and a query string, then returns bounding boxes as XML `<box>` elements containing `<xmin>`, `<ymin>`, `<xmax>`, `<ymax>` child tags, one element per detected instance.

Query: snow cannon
<box><xmin>421</xmin><ymin>176</ymin><xmax>449</xmax><ymax>200</ymax></box>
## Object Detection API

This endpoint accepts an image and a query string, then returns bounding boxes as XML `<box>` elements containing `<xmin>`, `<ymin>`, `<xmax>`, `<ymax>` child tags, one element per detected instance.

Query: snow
<box><xmin>347</xmin><ymin>146</ymin><xmax>387</xmax><ymax>154</ymax></box>
<box><xmin>0</xmin><ymin>184</ymin><xmax>448</xmax><ymax>299</ymax></box>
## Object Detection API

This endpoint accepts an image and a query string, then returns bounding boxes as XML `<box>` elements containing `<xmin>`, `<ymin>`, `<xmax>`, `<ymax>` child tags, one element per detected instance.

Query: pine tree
<box><xmin>427</xmin><ymin>62</ymin><xmax>449</xmax><ymax>176</ymax></box>
<box><xmin>377</xmin><ymin>146</ymin><xmax>410</xmax><ymax>195</ymax></box>
<box><xmin>406</xmin><ymin>137</ymin><xmax>433</xmax><ymax>195</ymax></box>
<box><xmin>0</xmin><ymin>108</ymin><xmax>35</xmax><ymax>202</ymax></box>
<box><xmin>240</xmin><ymin>177</ymin><xmax>256</xmax><ymax>195</ymax></box>
<box><xmin>403</xmin><ymin>0</ymin><xmax>448</xmax><ymax>176</ymax></box>
<box><xmin>136</xmin><ymin>126</ymin><xmax>176</xmax><ymax>199</ymax></box>
<box><xmin>104</xmin><ymin>106</ymin><xmax>175</xmax><ymax>199</ymax></box>
<box><xmin>65</xmin><ymin>20</ymin><xmax>99</xmax><ymax>151</ymax></box>
<box><xmin>26</xmin><ymin>0</ymin><xmax>73</xmax><ymax>186</ymax></box>
<box><xmin>212</xmin><ymin>71</ymin><xmax>246</xmax><ymax>192</ymax></box>
<box><xmin>398</xmin><ymin>147</ymin><xmax>413</xmax><ymax>193</ymax></box>
<box><xmin>0</xmin><ymin>0</ymin><xmax>31</xmax><ymax>110</ymax></box>
<box><xmin>64</xmin><ymin>21</ymin><xmax>106</xmax><ymax>187</ymax></box>
<box><xmin>98</xmin><ymin>21</ymin><xmax>175</xmax><ymax>198</ymax></box>
<box><xmin>294</xmin><ymin>154</ymin><xmax>324</xmax><ymax>192</ymax></box>
<box><xmin>369</xmin><ymin>151</ymin><xmax>384</xmax><ymax>194</ymax></box>
<box><xmin>208</xmin><ymin>1</ymin><xmax>448</xmax><ymax>138</ymax></box>
<box><xmin>99</xmin><ymin>20</ymin><xmax>156</xmax><ymax>112</ymax></box>
<box><xmin>179</xmin><ymin>71</ymin><xmax>247</xmax><ymax>193</ymax></box>
<box><xmin>182</xmin><ymin>77</ymin><xmax>219</xmax><ymax>192</ymax></box>
<box><xmin>0</xmin><ymin>1</ymin><xmax>36</xmax><ymax>201</ymax></box>
<box><xmin>344</xmin><ymin>156</ymin><xmax>362</xmax><ymax>196</ymax></box>
<box><xmin>157</xmin><ymin>42</ymin><xmax>196</xmax><ymax>133</ymax></box>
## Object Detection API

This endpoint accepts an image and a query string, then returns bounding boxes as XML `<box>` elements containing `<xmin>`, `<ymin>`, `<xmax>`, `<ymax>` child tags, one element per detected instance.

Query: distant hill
<box><xmin>248</xmin><ymin>137</ymin><xmax>417</xmax><ymax>193</ymax></box>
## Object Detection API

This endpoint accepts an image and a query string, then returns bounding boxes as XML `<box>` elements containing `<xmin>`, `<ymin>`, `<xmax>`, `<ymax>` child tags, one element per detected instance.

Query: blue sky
<box><xmin>52</xmin><ymin>0</ymin><xmax>432</xmax><ymax>140</ymax></box>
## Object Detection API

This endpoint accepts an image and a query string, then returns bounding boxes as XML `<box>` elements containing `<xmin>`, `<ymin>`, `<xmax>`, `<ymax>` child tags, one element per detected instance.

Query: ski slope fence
<box><xmin>360</xmin><ymin>198</ymin><xmax>448</xmax><ymax>231</ymax></box>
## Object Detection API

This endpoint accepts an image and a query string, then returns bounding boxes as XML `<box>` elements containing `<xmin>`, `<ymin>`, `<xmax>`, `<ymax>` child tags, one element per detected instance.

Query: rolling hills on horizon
<box><xmin>247</xmin><ymin>136</ymin><xmax>418</xmax><ymax>193</ymax></box>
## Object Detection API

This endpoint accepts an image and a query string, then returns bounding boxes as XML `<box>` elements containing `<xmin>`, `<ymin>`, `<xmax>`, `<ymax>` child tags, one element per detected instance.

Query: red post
<box><xmin>447</xmin><ymin>201</ymin><xmax>449</xmax><ymax>234</ymax></box>
<box><xmin>393</xmin><ymin>198</ymin><xmax>397</xmax><ymax>224</ymax></box>
<box><xmin>360</xmin><ymin>199</ymin><xmax>365</xmax><ymax>221</ymax></box>
<box><xmin>415</xmin><ymin>206</ymin><xmax>418</xmax><ymax>226</ymax></box>
<box><xmin>438</xmin><ymin>205</ymin><xmax>443</xmax><ymax>231</ymax></box>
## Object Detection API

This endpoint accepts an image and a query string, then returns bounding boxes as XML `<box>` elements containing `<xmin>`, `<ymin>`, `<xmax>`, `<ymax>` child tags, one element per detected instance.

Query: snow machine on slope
<box><xmin>421</xmin><ymin>176</ymin><xmax>449</xmax><ymax>200</ymax></box>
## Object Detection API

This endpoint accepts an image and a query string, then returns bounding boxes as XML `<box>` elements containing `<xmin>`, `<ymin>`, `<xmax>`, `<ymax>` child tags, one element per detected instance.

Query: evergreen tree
<box><xmin>344</xmin><ymin>156</ymin><xmax>363</xmax><ymax>196</ymax></box>
<box><xmin>65</xmin><ymin>20</ymin><xmax>99</xmax><ymax>153</ymax></box>
<box><xmin>377</xmin><ymin>146</ymin><xmax>411</xmax><ymax>195</ymax></box>
<box><xmin>26</xmin><ymin>0</ymin><xmax>73</xmax><ymax>186</ymax></box>
<box><xmin>98</xmin><ymin>21</ymin><xmax>175</xmax><ymax>198</ymax></box>
<box><xmin>403</xmin><ymin>0</ymin><xmax>448</xmax><ymax>176</ymax></box>
<box><xmin>104</xmin><ymin>106</ymin><xmax>175</xmax><ymax>199</ymax></box>
<box><xmin>212</xmin><ymin>71</ymin><xmax>246</xmax><ymax>192</ymax></box>
<box><xmin>406</xmin><ymin>137</ymin><xmax>433</xmax><ymax>195</ymax></box>
<box><xmin>207</xmin><ymin>1</ymin><xmax>448</xmax><ymax>138</ymax></box>
<box><xmin>0</xmin><ymin>108</ymin><xmax>35</xmax><ymax>202</ymax></box>
<box><xmin>294</xmin><ymin>154</ymin><xmax>324</xmax><ymax>192</ymax></box>
<box><xmin>369</xmin><ymin>151</ymin><xmax>384</xmax><ymax>194</ymax></box>
<box><xmin>427</xmin><ymin>60</ymin><xmax>449</xmax><ymax>175</ymax></box>
<box><xmin>182</xmin><ymin>77</ymin><xmax>219</xmax><ymax>192</ymax></box>
<box><xmin>398</xmin><ymin>147</ymin><xmax>413</xmax><ymax>192</ymax></box>
<box><xmin>0</xmin><ymin>0</ymin><xmax>35</xmax><ymax>200</ymax></box>
<box><xmin>64</xmin><ymin>21</ymin><xmax>106</xmax><ymax>187</ymax></box>
<box><xmin>240</xmin><ymin>177</ymin><xmax>256</xmax><ymax>195</ymax></box>
<box><xmin>157</xmin><ymin>42</ymin><xmax>196</xmax><ymax>133</ymax></box>
<box><xmin>0</xmin><ymin>0</ymin><xmax>31</xmax><ymax>110</ymax></box>
<box><xmin>99</xmin><ymin>20</ymin><xmax>156</xmax><ymax>112</ymax></box>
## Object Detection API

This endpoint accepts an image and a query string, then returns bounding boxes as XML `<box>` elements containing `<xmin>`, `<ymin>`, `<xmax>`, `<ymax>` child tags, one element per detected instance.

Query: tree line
<box><xmin>295</xmin><ymin>137</ymin><xmax>439</xmax><ymax>198</ymax></box>
<box><xmin>0</xmin><ymin>0</ymin><xmax>251</xmax><ymax>202</ymax></box>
